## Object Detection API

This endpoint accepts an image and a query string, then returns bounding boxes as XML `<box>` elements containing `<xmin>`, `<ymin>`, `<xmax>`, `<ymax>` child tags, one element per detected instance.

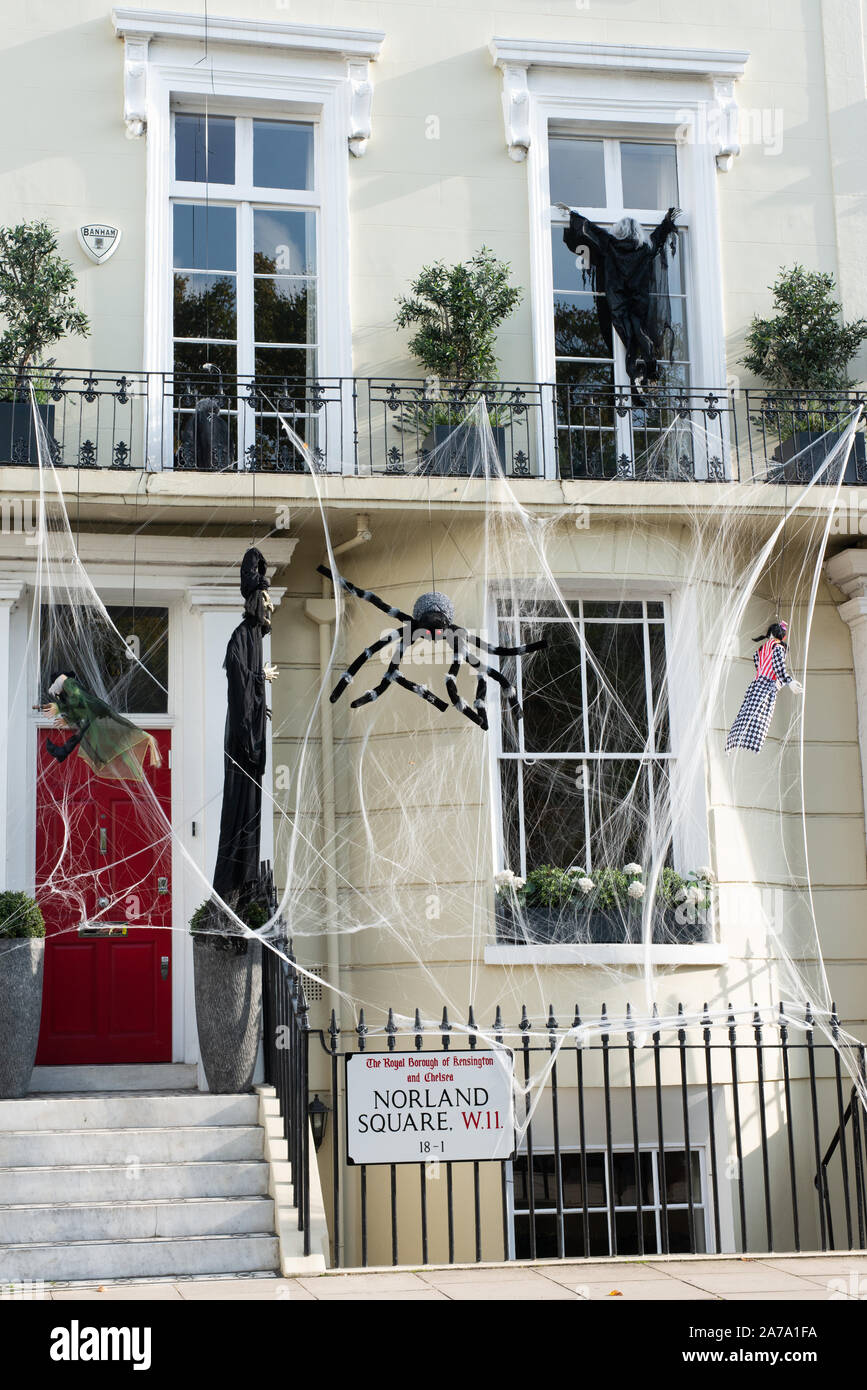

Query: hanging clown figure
<box><xmin>40</xmin><ymin>672</ymin><xmax>162</xmax><ymax>782</ymax></box>
<box><xmin>725</xmin><ymin>622</ymin><xmax>804</xmax><ymax>754</ymax></box>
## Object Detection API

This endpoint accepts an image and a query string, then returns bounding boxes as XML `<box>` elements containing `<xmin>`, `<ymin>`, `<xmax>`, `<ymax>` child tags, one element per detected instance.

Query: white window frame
<box><xmin>170</xmin><ymin>106</ymin><xmax>322</xmax><ymax>466</ymax></box>
<box><xmin>112</xmin><ymin>12</ymin><xmax>384</xmax><ymax>470</ymax></box>
<box><xmin>495</xmin><ymin>595</ymin><xmax>675</xmax><ymax>878</ymax></box>
<box><xmin>491</xmin><ymin>43</ymin><xmax>746</xmax><ymax>479</ymax></box>
<box><xmin>506</xmin><ymin>1142</ymin><xmax>713</xmax><ymax>1259</ymax></box>
<box><xmin>485</xmin><ymin>580</ymin><xmax>714</xmax><ymax>962</ymax></box>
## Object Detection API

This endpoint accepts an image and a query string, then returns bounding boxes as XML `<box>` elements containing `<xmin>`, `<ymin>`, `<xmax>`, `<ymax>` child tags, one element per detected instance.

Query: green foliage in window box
<box><xmin>497</xmin><ymin>863</ymin><xmax>714</xmax><ymax>915</ymax></box>
<box><xmin>0</xmin><ymin>891</ymin><xmax>46</xmax><ymax>939</ymax></box>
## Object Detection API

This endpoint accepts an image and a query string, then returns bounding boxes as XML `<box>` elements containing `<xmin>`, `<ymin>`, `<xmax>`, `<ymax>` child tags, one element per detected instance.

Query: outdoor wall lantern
<box><xmin>308</xmin><ymin>1093</ymin><xmax>330</xmax><ymax>1151</ymax></box>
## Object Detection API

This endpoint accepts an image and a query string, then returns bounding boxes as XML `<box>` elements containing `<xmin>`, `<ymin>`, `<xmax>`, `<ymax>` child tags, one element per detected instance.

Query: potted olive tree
<box><xmin>0</xmin><ymin>890</ymin><xmax>46</xmax><ymax>1097</ymax></box>
<box><xmin>0</xmin><ymin>220</ymin><xmax>90</xmax><ymax>463</ymax></box>
<box><xmin>743</xmin><ymin>265</ymin><xmax>867</xmax><ymax>482</ymax></box>
<box><xmin>190</xmin><ymin>896</ymin><xmax>267</xmax><ymax>1094</ymax></box>
<box><xmin>394</xmin><ymin>247</ymin><xmax>523</xmax><ymax>473</ymax></box>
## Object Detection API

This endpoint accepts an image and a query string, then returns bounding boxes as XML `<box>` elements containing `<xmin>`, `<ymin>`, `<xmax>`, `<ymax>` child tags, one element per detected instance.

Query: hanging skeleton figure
<box><xmin>318</xmin><ymin>565</ymin><xmax>547</xmax><ymax>730</ymax></box>
<box><xmin>725</xmin><ymin>622</ymin><xmax>804</xmax><ymax>754</ymax></box>
<box><xmin>558</xmin><ymin>205</ymin><xmax>681</xmax><ymax>391</ymax></box>
<box><xmin>40</xmin><ymin>672</ymin><xmax>162</xmax><ymax>781</ymax></box>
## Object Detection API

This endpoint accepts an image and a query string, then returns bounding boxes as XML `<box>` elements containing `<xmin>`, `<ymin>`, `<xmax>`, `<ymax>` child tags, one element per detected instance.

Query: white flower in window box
<box><xmin>577</xmin><ymin>877</ymin><xmax>595</xmax><ymax>895</ymax></box>
<box><xmin>696</xmin><ymin>866</ymin><xmax>716</xmax><ymax>883</ymax></box>
<box><xmin>628</xmin><ymin>881</ymin><xmax>646</xmax><ymax>900</ymax></box>
<box><xmin>494</xmin><ymin>869</ymin><xmax>525</xmax><ymax>892</ymax></box>
<box><xmin>624</xmin><ymin>862</ymin><xmax>643</xmax><ymax>876</ymax></box>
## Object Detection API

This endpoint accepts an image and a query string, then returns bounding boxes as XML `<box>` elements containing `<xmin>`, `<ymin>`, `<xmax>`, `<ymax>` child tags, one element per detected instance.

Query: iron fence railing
<box><xmin>261</xmin><ymin>936</ymin><xmax>311</xmax><ymax>1257</ymax></box>
<box><xmin>1</xmin><ymin>369</ymin><xmax>864</xmax><ymax>483</ymax></box>
<box><xmin>262</xmin><ymin>951</ymin><xmax>867</xmax><ymax>1270</ymax></box>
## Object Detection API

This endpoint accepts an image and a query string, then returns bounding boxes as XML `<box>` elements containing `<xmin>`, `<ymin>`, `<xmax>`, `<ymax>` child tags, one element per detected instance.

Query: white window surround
<box><xmin>490</xmin><ymin>38</ymin><xmax>749</xmax><ymax>463</ymax></box>
<box><xmin>485</xmin><ymin>578</ymin><xmax>714</xmax><ymax>968</ymax></box>
<box><xmin>112</xmin><ymin>8</ymin><xmax>384</xmax><ymax>463</ymax></box>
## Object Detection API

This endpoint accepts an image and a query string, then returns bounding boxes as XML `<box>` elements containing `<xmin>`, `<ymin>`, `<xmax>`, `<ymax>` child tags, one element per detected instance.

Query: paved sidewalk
<box><xmin>34</xmin><ymin>1252</ymin><xmax>867</xmax><ymax>1301</ymax></box>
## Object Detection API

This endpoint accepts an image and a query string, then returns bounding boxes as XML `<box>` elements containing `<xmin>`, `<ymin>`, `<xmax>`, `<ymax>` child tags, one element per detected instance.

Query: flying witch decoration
<box><xmin>557</xmin><ymin>204</ymin><xmax>681</xmax><ymax>391</ymax></box>
<box><xmin>40</xmin><ymin>672</ymin><xmax>162</xmax><ymax>781</ymax></box>
<box><xmin>318</xmin><ymin>565</ymin><xmax>547</xmax><ymax>730</ymax></box>
<box><xmin>212</xmin><ymin>548</ymin><xmax>278</xmax><ymax>902</ymax></box>
<box><xmin>725</xmin><ymin>621</ymin><xmax>804</xmax><ymax>754</ymax></box>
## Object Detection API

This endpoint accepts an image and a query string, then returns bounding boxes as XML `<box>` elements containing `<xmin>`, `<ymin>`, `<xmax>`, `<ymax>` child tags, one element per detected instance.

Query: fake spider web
<box><xmin>11</xmin><ymin>390</ymin><xmax>867</xmax><ymax>1129</ymax></box>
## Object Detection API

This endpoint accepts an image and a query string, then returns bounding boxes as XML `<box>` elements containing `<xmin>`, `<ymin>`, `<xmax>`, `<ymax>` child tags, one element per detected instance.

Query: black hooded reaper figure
<box><xmin>561</xmin><ymin>207</ymin><xmax>680</xmax><ymax>388</ymax></box>
<box><xmin>212</xmin><ymin>548</ymin><xmax>277</xmax><ymax>901</ymax></box>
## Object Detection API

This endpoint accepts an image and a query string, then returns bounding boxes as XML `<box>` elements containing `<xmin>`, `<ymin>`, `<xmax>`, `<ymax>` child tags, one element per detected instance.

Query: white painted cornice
<box><xmin>111</xmin><ymin>8</ymin><xmax>384</xmax><ymax>153</ymax></box>
<box><xmin>490</xmin><ymin>38</ymin><xmax>750</xmax><ymax>168</ymax></box>
<box><xmin>489</xmin><ymin>38</ymin><xmax>749</xmax><ymax>79</ymax></box>
<box><xmin>112</xmin><ymin>9</ymin><xmax>384</xmax><ymax>59</ymax></box>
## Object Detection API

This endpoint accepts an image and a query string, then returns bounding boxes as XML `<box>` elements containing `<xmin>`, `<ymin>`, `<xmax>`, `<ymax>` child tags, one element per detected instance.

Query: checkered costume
<box><xmin>726</xmin><ymin>640</ymin><xmax>794</xmax><ymax>754</ymax></box>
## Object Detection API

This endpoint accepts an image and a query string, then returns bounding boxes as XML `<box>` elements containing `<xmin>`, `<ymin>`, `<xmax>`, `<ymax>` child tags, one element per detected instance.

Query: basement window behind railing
<box><xmin>511</xmin><ymin>1148</ymin><xmax>707</xmax><ymax>1259</ymax></box>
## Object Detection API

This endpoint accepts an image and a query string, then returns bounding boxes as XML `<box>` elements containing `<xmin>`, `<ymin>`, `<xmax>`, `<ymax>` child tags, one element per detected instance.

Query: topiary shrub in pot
<box><xmin>394</xmin><ymin>247</ymin><xmax>523</xmax><ymax>474</ymax></box>
<box><xmin>0</xmin><ymin>890</ymin><xmax>46</xmax><ymax>1097</ymax></box>
<box><xmin>191</xmin><ymin>896</ymin><xmax>266</xmax><ymax>1094</ymax></box>
<box><xmin>742</xmin><ymin>265</ymin><xmax>867</xmax><ymax>483</ymax></box>
<box><xmin>0</xmin><ymin>220</ymin><xmax>90</xmax><ymax>464</ymax></box>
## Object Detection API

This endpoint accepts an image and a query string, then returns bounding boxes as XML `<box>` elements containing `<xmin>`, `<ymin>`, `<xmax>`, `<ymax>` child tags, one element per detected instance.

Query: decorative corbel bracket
<box><xmin>346</xmin><ymin>58</ymin><xmax>374</xmax><ymax>157</ymax></box>
<box><xmin>498</xmin><ymin>62</ymin><xmax>531</xmax><ymax>162</ymax></box>
<box><xmin>122</xmin><ymin>34</ymin><xmax>150</xmax><ymax>139</ymax></box>
<box><xmin>710</xmin><ymin>77</ymin><xmax>741</xmax><ymax>172</ymax></box>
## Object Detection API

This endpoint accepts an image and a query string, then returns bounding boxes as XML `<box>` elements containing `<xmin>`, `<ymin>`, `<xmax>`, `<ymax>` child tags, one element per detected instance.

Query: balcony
<box><xmin>1</xmin><ymin>369</ymin><xmax>864</xmax><ymax>484</ymax></box>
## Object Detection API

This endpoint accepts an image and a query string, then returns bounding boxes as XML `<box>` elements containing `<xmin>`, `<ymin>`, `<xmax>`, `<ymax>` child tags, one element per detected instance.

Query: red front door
<box><xmin>35</xmin><ymin>728</ymin><xmax>172</xmax><ymax>1065</ymax></box>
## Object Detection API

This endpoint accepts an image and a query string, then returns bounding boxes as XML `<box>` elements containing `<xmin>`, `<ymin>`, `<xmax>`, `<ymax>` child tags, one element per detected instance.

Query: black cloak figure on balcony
<box><xmin>177</xmin><ymin>363</ymin><xmax>232</xmax><ymax>471</ymax></box>
<box><xmin>212</xmin><ymin>548</ymin><xmax>278</xmax><ymax>901</ymax></box>
<box><xmin>560</xmin><ymin>207</ymin><xmax>680</xmax><ymax>389</ymax></box>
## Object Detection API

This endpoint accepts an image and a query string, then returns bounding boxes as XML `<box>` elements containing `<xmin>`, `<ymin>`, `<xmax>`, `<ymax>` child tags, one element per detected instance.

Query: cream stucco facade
<box><xmin>1</xmin><ymin>0</ymin><xmax>866</xmax><ymax>1266</ymax></box>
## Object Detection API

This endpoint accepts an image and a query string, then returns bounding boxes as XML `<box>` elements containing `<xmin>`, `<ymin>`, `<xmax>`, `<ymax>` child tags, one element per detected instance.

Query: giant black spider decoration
<box><xmin>318</xmin><ymin>565</ymin><xmax>547</xmax><ymax>731</ymax></box>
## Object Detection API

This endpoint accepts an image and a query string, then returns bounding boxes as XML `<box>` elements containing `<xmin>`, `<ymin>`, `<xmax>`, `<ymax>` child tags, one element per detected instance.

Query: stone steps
<box><xmin>0</xmin><ymin>1084</ymin><xmax>284</xmax><ymax>1282</ymax></box>
<box><xmin>0</xmin><ymin>1233</ymin><xmax>280</xmax><ymax>1283</ymax></box>
<box><xmin>0</xmin><ymin>1124</ymin><xmax>264</xmax><ymax>1167</ymax></box>
<box><xmin>1</xmin><ymin>1160</ymin><xmax>269</xmax><ymax>1204</ymax></box>
<box><xmin>0</xmin><ymin>1195</ymin><xmax>275</xmax><ymax>1244</ymax></box>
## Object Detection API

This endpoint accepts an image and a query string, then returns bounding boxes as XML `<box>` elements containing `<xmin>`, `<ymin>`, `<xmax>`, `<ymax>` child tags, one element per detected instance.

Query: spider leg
<box><xmin>317</xmin><ymin>565</ymin><xmax>413</xmax><ymax>625</ymax></box>
<box><xmin>465</xmin><ymin>632</ymin><xmax>548</xmax><ymax>658</ymax></box>
<box><xmin>329</xmin><ymin>631</ymin><xmax>400</xmax><ymax>704</ymax></box>
<box><xmin>445</xmin><ymin>648</ymin><xmax>488</xmax><ymax>730</ymax></box>
<box><xmin>393</xmin><ymin>673</ymin><xmax>449</xmax><ymax>713</ymax></box>
<box><xmin>349</xmin><ymin>637</ymin><xmax>406</xmax><ymax>708</ymax></box>
<box><xmin>462</xmin><ymin>646</ymin><xmax>525</xmax><ymax>721</ymax></box>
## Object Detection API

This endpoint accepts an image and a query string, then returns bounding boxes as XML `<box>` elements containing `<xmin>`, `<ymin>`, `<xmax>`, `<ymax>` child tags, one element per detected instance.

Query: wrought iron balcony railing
<box><xmin>1</xmin><ymin>369</ymin><xmax>864</xmax><ymax>485</ymax></box>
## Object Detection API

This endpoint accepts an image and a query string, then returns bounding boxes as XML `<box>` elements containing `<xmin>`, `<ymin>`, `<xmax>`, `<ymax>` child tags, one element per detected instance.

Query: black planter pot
<box><xmin>0</xmin><ymin>399</ymin><xmax>56</xmax><ymax>465</ymax></box>
<box><xmin>0</xmin><ymin>938</ymin><xmax>45</xmax><ymax>1097</ymax></box>
<box><xmin>773</xmin><ymin>428</ymin><xmax>866</xmax><ymax>484</ymax></box>
<box><xmin>193</xmin><ymin>936</ymin><xmax>262</xmax><ymax>1094</ymax></box>
<box><xmin>495</xmin><ymin>900</ymin><xmax>706</xmax><ymax>946</ymax></box>
<box><xmin>420</xmin><ymin>423</ymin><xmax>507</xmax><ymax>475</ymax></box>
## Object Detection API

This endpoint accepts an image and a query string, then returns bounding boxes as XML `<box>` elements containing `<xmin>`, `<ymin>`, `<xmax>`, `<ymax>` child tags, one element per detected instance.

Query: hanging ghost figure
<box><xmin>558</xmin><ymin>205</ymin><xmax>681</xmax><ymax>389</ymax></box>
<box><xmin>725</xmin><ymin>622</ymin><xmax>804</xmax><ymax>754</ymax></box>
<box><xmin>41</xmin><ymin>672</ymin><xmax>162</xmax><ymax>781</ymax></box>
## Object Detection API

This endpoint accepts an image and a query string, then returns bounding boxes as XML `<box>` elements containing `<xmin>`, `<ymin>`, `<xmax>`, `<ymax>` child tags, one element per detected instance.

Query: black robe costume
<box><xmin>563</xmin><ymin>209</ymin><xmax>679</xmax><ymax>386</ymax></box>
<box><xmin>177</xmin><ymin>367</ymin><xmax>231</xmax><ymax>471</ymax></box>
<box><xmin>212</xmin><ymin>549</ymin><xmax>271</xmax><ymax>902</ymax></box>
